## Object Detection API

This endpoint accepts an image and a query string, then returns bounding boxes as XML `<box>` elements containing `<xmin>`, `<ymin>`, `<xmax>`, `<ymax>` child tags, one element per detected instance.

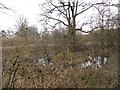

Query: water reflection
<box><xmin>81</xmin><ymin>56</ymin><xmax>108</xmax><ymax>69</ymax></box>
<box><xmin>36</xmin><ymin>56</ymin><xmax>108</xmax><ymax>69</ymax></box>
<box><xmin>38</xmin><ymin>58</ymin><xmax>53</xmax><ymax>65</ymax></box>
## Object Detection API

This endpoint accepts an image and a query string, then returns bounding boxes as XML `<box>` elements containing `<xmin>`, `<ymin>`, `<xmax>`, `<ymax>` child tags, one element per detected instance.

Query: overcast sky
<box><xmin>0</xmin><ymin>0</ymin><xmax>118</xmax><ymax>33</ymax></box>
<box><xmin>0</xmin><ymin>0</ymin><xmax>43</xmax><ymax>32</ymax></box>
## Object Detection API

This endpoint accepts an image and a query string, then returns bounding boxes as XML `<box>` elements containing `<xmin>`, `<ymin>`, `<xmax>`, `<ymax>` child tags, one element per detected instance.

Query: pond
<box><xmin>36</xmin><ymin>56</ymin><xmax>108</xmax><ymax>69</ymax></box>
<box><xmin>37</xmin><ymin>58</ymin><xmax>53</xmax><ymax>65</ymax></box>
<box><xmin>81</xmin><ymin>56</ymin><xmax>108</xmax><ymax>68</ymax></box>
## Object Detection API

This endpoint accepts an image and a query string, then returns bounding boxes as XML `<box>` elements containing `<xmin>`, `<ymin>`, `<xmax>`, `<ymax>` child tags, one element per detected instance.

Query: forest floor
<box><xmin>2</xmin><ymin>38</ymin><xmax>118</xmax><ymax>88</ymax></box>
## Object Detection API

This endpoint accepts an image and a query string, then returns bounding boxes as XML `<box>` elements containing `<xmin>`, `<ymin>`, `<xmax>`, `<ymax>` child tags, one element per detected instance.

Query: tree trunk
<box><xmin>101</xmin><ymin>26</ymin><xmax>105</xmax><ymax>65</ymax></box>
<box><xmin>68</xmin><ymin>28</ymin><xmax>76</xmax><ymax>52</ymax></box>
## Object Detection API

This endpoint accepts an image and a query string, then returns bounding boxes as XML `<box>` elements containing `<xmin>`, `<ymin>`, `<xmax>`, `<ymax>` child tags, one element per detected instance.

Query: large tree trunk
<box><xmin>68</xmin><ymin>27</ymin><xmax>76</xmax><ymax>52</ymax></box>
<box><xmin>100</xmin><ymin>26</ymin><xmax>105</xmax><ymax>65</ymax></box>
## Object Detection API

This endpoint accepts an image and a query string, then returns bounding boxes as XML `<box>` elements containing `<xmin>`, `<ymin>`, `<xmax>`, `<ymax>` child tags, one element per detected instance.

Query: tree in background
<box><xmin>15</xmin><ymin>16</ymin><xmax>39</xmax><ymax>39</ymax></box>
<box><xmin>93</xmin><ymin>2</ymin><xmax>118</xmax><ymax>64</ymax></box>
<box><xmin>27</xmin><ymin>25</ymin><xmax>39</xmax><ymax>38</ymax></box>
<box><xmin>40</xmin><ymin>0</ymin><xmax>105</xmax><ymax>52</ymax></box>
<box><xmin>15</xmin><ymin>16</ymin><xmax>28</xmax><ymax>37</ymax></box>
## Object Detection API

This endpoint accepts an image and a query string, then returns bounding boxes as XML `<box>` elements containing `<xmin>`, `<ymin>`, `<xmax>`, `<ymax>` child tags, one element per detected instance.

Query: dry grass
<box><xmin>2</xmin><ymin>37</ymin><xmax>118</xmax><ymax>88</ymax></box>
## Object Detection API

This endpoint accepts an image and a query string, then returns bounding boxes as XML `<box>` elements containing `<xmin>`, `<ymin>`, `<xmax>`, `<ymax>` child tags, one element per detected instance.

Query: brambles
<box><xmin>2</xmin><ymin>36</ymin><xmax>118</xmax><ymax>88</ymax></box>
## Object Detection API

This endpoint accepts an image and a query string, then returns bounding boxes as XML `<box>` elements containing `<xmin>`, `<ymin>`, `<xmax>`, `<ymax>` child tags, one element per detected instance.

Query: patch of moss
<box><xmin>52</xmin><ymin>52</ymin><xmax>75</xmax><ymax>61</ymax></box>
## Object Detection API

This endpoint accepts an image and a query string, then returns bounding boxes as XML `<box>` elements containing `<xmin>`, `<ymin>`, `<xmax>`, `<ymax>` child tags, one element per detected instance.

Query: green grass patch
<box><xmin>52</xmin><ymin>52</ymin><xmax>75</xmax><ymax>61</ymax></box>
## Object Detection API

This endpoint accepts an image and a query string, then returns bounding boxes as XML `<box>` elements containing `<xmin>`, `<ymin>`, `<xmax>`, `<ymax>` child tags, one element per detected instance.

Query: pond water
<box><xmin>37</xmin><ymin>58</ymin><xmax>53</xmax><ymax>65</ymax></box>
<box><xmin>37</xmin><ymin>56</ymin><xmax>108</xmax><ymax>69</ymax></box>
<box><xmin>81</xmin><ymin>56</ymin><xmax>108</xmax><ymax>68</ymax></box>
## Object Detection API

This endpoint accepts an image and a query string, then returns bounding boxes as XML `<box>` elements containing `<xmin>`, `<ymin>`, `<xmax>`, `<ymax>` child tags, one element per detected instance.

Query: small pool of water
<box><xmin>80</xmin><ymin>56</ymin><xmax>108</xmax><ymax>68</ymax></box>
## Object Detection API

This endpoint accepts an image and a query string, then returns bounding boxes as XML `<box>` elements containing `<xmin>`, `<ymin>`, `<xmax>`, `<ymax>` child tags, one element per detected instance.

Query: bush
<box><xmin>52</xmin><ymin>52</ymin><xmax>75</xmax><ymax>62</ymax></box>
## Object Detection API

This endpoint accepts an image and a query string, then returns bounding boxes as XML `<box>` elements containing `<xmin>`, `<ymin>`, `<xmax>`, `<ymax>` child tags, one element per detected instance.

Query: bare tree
<box><xmin>40</xmin><ymin>0</ymin><xmax>105</xmax><ymax>52</ymax></box>
<box><xmin>93</xmin><ymin>1</ymin><xmax>118</xmax><ymax>64</ymax></box>
<box><xmin>15</xmin><ymin>16</ymin><xmax>29</xmax><ymax>42</ymax></box>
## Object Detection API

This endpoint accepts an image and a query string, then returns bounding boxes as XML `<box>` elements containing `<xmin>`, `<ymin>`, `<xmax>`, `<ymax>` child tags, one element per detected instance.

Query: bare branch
<box><xmin>75</xmin><ymin>0</ymin><xmax>79</xmax><ymax>15</ymax></box>
<box><xmin>76</xmin><ymin>4</ymin><xmax>94</xmax><ymax>16</ymax></box>
<box><xmin>50</xmin><ymin>2</ymin><xmax>67</xmax><ymax>18</ymax></box>
<box><xmin>75</xmin><ymin>26</ymin><xmax>100</xmax><ymax>33</ymax></box>
<box><xmin>0</xmin><ymin>3</ymin><xmax>16</xmax><ymax>14</ymax></box>
<box><xmin>41</xmin><ymin>14</ymin><xmax>68</xmax><ymax>27</ymax></box>
<box><xmin>50</xmin><ymin>22</ymin><xmax>61</xmax><ymax>29</ymax></box>
<box><xmin>76</xmin><ymin>3</ymin><xmax>105</xmax><ymax>17</ymax></box>
<box><xmin>0</xmin><ymin>3</ymin><xmax>10</xmax><ymax>9</ymax></box>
